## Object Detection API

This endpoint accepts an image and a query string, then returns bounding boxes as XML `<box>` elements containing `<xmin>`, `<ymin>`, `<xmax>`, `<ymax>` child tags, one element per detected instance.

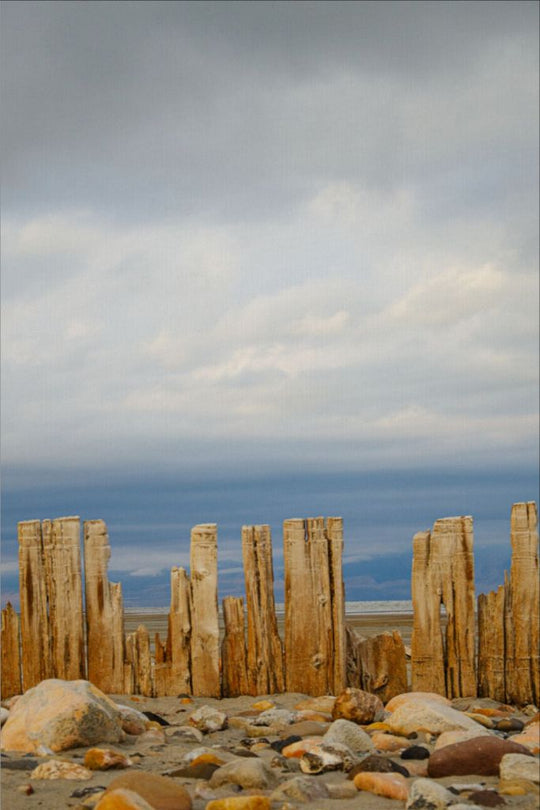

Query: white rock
<box><xmin>0</xmin><ymin>707</ymin><xmax>9</xmax><ymax>726</ymax></box>
<box><xmin>323</xmin><ymin>718</ymin><xmax>375</xmax><ymax>754</ymax></box>
<box><xmin>387</xmin><ymin>700</ymin><xmax>495</xmax><ymax>737</ymax></box>
<box><xmin>209</xmin><ymin>758</ymin><xmax>277</xmax><ymax>790</ymax></box>
<box><xmin>189</xmin><ymin>705</ymin><xmax>227</xmax><ymax>733</ymax></box>
<box><xmin>499</xmin><ymin>753</ymin><xmax>539</xmax><ymax>784</ymax></box>
<box><xmin>406</xmin><ymin>777</ymin><xmax>459</xmax><ymax>809</ymax></box>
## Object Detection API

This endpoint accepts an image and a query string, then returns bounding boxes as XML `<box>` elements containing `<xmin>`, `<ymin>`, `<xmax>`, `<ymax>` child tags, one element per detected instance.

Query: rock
<box><xmin>467</xmin><ymin>790</ymin><xmax>506</xmax><ymax>806</ymax></box>
<box><xmin>206</xmin><ymin>799</ymin><xmax>271</xmax><ymax>810</ymax></box>
<box><xmin>294</xmin><ymin>696</ymin><xmax>336</xmax><ymax>713</ymax></box>
<box><xmin>30</xmin><ymin>759</ymin><xmax>93</xmax><ymax>780</ymax></box>
<box><xmin>495</xmin><ymin>718</ymin><xmax>524</xmax><ymax>732</ymax></box>
<box><xmin>271</xmin><ymin>735</ymin><xmax>301</xmax><ymax>752</ymax></box>
<box><xmin>406</xmin><ymin>777</ymin><xmax>459</xmax><ymax>809</ymax></box>
<box><xmin>353</xmin><ymin>771</ymin><xmax>409</xmax><ymax>800</ymax></box>
<box><xmin>83</xmin><ymin>748</ymin><xmax>133</xmax><ymax>770</ymax></box>
<box><xmin>498</xmin><ymin>778</ymin><xmax>538</xmax><ymax>796</ymax></box>
<box><xmin>281</xmin><ymin>737</ymin><xmax>324</xmax><ymax>757</ymax></box>
<box><xmin>116</xmin><ymin>704</ymin><xmax>150</xmax><ymax>735</ymax></box>
<box><xmin>435</xmin><ymin>731</ymin><xmax>491</xmax><ymax>750</ymax></box>
<box><xmin>95</xmin><ymin>789</ymin><xmax>155</xmax><ymax>810</ymax></box>
<box><xmin>371</xmin><ymin>731</ymin><xmax>410</xmax><ymax>751</ymax></box>
<box><xmin>386</xmin><ymin>699</ymin><xmax>495</xmax><ymax>737</ymax></box>
<box><xmin>142</xmin><ymin>711</ymin><xmax>169</xmax><ymax>726</ymax></box>
<box><xmin>270</xmin><ymin>775</ymin><xmax>330</xmax><ymax>802</ymax></box>
<box><xmin>465</xmin><ymin>713</ymin><xmax>495</xmax><ymax>729</ymax></box>
<box><xmin>189</xmin><ymin>705</ymin><xmax>228</xmax><ymax>733</ymax></box>
<box><xmin>284</xmin><ymin>720</ymin><xmax>328</xmax><ymax>737</ymax></box>
<box><xmin>252</xmin><ymin>700</ymin><xmax>275</xmax><ymax>711</ymax></box>
<box><xmin>209</xmin><ymin>758</ymin><xmax>277</xmax><ymax>790</ymax></box>
<box><xmin>507</xmin><ymin>721</ymin><xmax>539</xmax><ymax>753</ymax></box>
<box><xmin>323</xmin><ymin>718</ymin><xmax>375</xmax><ymax>754</ymax></box>
<box><xmin>167</xmin><ymin>726</ymin><xmax>204</xmax><ymax>743</ymax></box>
<box><xmin>326</xmin><ymin>781</ymin><xmax>359</xmax><ymax>799</ymax></box>
<box><xmin>104</xmin><ymin>772</ymin><xmax>192</xmax><ymax>809</ymax></box>
<box><xmin>0</xmin><ymin>708</ymin><xmax>9</xmax><ymax>726</ymax></box>
<box><xmin>136</xmin><ymin>727</ymin><xmax>167</xmax><ymax>745</ymax></box>
<box><xmin>401</xmin><ymin>745</ymin><xmax>430</xmax><ymax>759</ymax></box>
<box><xmin>428</xmin><ymin>736</ymin><xmax>533</xmax><ymax>777</ymax></box>
<box><xmin>348</xmin><ymin>755</ymin><xmax>409</xmax><ymax>778</ymax></box>
<box><xmin>0</xmin><ymin>757</ymin><xmax>39</xmax><ymax>770</ymax></box>
<box><xmin>332</xmin><ymin>688</ymin><xmax>384</xmax><ymax>724</ymax></box>
<box><xmin>405</xmin><ymin>760</ymin><xmax>429</xmax><ymax>777</ymax></box>
<box><xmin>299</xmin><ymin>742</ymin><xmax>357</xmax><ymax>774</ymax></box>
<box><xmin>250</xmin><ymin>708</ymin><xmax>297</xmax><ymax>727</ymax></box>
<box><xmin>1</xmin><ymin>679</ymin><xmax>124</xmax><ymax>754</ymax></box>
<box><xmin>386</xmin><ymin>692</ymin><xmax>451</xmax><ymax>712</ymax></box>
<box><xmin>499</xmin><ymin>753</ymin><xmax>539</xmax><ymax>784</ymax></box>
<box><xmin>166</xmin><ymin>761</ymin><xmax>220</xmax><ymax>780</ymax></box>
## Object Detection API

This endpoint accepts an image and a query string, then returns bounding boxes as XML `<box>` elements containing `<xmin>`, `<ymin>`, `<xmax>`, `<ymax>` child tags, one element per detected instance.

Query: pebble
<box><xmin>465</xmin><ymin>712</ymin><xmax>495</xmax><ymax>729</ymax></box>
<box><xmin>116</xmin><ymin>704</ymin><xmax>149</xmax><ymax>735</ymax></box>
<box><xmin>435</xmin><ymin>730</ymin><xmax>492</xmax><ymax>750</ymax></box>
<box><xmin>401</xmin><ymin>744</ymin><xmax>430</xmax><ymax>759</ymax></box>
<box><xmin>30</xmin><ymin>759</ymin><xmax>93</xmax><ymax>780</ymax></box>
<box><xmin>386</xmin><ymin>691</ymin><xmax>451</xmax><ymax>711</ymax></box>
<box><xmin>427</xmin><ymin>735</ymin><xmax>533</xmax><ymax>777</ymax></box>
<box><xmin>206</xmin><ymin>798</ymin><xmax>271</xmax><ymax>810</ymax></box>
<box><xmin>189</xmin><ymin>705</ymin><xmax>228</xmax><ymax>733</ymax></box>
<box><xmin>104</xmin><ymin>772</ymin><xmax>192</xmax><ymax>809</ymax></box>
<box><xmin>299</xmin><ymin>741</ymin><xmax>357</xmax><ymax>774</ymax></box>
<box><xmin>406</xmin><ymin>777</ymin><xmax>459</xmax><ymax>809</ymax></box>
<box><xmin>83</xmin><ymin>747</ymin><xmax>133</xmax><ymax>770</ymax></box>
<box><xmin>353</xmin><ymin>770</ymin><xmax>409</xmax><ymax>800</ymax></box>
<box><xmin>281</xmin><ymin>737</ymin><xmax>324</xmax><ymax>757</ymax></box>
<box><xmin>332</xmin><ymin>687</ymin><xmax>384</xmax><ymax>724</ymax></box>
<box><xmin>294</xmin><ymin>696</ymin><xmax>336</xmax><ymax>714</ymax></box>
<box><xmin>283</xmin><ymin>720</ymin><xmax>328</xmax><ymax>737</ymax></box>
<box><xmin>270</xmin><ymin>775</ymin><xmax>330</xmax><ymax>802</ymax></box>
<box><xmin>0</xmin><ymin>707</ymin><xmax>9</xmax><ymax>726</ymax></box>
<box><xmin>495</xmin><ymin>718</ymin><xmax>524</xmax><ymax>733</ymax></box>
<box><xmin>467</xmin><ymin>789</ymin><xmax>506</xmax><ymax>806</ymax></box>
<box><xmin>250</xmin><ymin>708</ymin><xmax>297</xmax><ymax>727</ymax></box>
<box><xmin>209</xmin><ymin>757</ymin><xmax>277</xmax><ymax>790</ymax></box>
<box><xmin>348</xmin><ymin>755</ymin><xmax>409</xmax><ymax>778</ymax></box>
<box><xmin>507</xmin><ymin>721</ymin><xmax>540</xmax><ymax>753</ymax></box>
<box><xmin>371</xmin><ymin>731</ymin><xmax>410</xmax><ymax>751</ymax></box>
<box><xmin>499</xmin><ymin>752</ymin><xmax>539</xmax><ymax>784</ymax></box>
<box><xmin>252</xmin><ymin>700</ymin><xmax>275</xmax><ymax>711</ymax></box>
<box><xmin>323</xmin><ymin>718</ymin><xmax>375</xmax><ymax>753</ymax></box>
<box><xmin>95</xmin><ymin>789</ymin><xmax>154</xmax><ymax>810</ymax></box>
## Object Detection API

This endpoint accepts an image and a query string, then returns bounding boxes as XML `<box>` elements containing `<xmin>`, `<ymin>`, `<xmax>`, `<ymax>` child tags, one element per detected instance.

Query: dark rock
<box><xmin>495</xmin><ymin>718</ymin><xmax>524</xmax><ymax>733</ymax></box>
<box><xmin>428</xmin><ymin>736</ymin><xmax>532</xmax><ymax>778</ymax></box>
<box><xmin>401</xmin><ymin>745</ymin><xmax>430</xmax><ymax>760</ymax></box>
<box><xmin>70</xmin><ymin>786</ymin><xmax>107</xmax><ymax>798</ymax></box>
<box><xmin>348</xmin><ymin>754</ymin><xmax>409</xmax><ymax>779</ymax></box>
<box><xmin>468</xmin><ymin>790</ymin><xmax>506</xmax><ymax>807</ymax></box>
<box><xmin>271</xmin><ymin>735</ymin><xmax>302</xmax><ymax>753</ymax></box>
<box><xmin>165</xmin><ymin>761</ymin><xmax>220</xmax><ymax>779</ymax></box>
<box><xmin>0</xmin><ymin>758</ymin><xmax>39</xmax><ymax>770</ymax></box>
<box><xmin>142</xmin><ymin>710</ymin><xmax>170</xmax><ymax>726</ymax></box>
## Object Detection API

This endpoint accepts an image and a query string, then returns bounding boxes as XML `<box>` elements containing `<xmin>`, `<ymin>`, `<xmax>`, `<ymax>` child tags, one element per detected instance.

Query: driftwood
<box><xmin>284</xmin><ymin>516</ymin><xmax>346</xmax><ymax>696</ymax></box>
<box><xmin>242</xmin><ymin>525</ymin><xmax>284</xmax><ymax>695</ymax></box>
<box><xmin>190</xmin><ymin>524</ymin><xmax>220</xmax><ymax>697</ymax></box>
<box><xmin>221</xmin><ymin>596</ymin><xmax>249</xmax><ymax>697</ymax></box>
<box><xmin>1</xmin><ymin>603</ymin><xmax>21</xmax><ymax>698</ymax></box>
<box><xmin>84</xmin><ymin>520</ymin><xmax>125</xmax><ymax>693</ymax></box>
<box><xmin>18</xmin><ymin>520</ymin><xmax>52</xmax><ymax>689</ymax></box>
<box><xmin>411</xmin><ymin>516</ymin><xmax>476</xmax><ymax>698</ymax></box>
<box><xmin>478</xmin><ymin>502</ymin><xmax>539</xmax><ymax>705</ymax></box>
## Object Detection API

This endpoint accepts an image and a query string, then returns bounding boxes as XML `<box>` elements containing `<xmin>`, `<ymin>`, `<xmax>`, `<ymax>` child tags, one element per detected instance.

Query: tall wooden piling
<box><xmin>242</xmin><ymin>524</ymin><xmax>284</xmax><ymax>695</ymax></box>
<box><xmin>477</xmin><ymin>584</ymin><xmax>506</xmax><ymax>702</ymax></box>
<box><xmin>18</xmin><ymin>520</ymin><xmax>52</xmax><ymax>689</ymax></box>
<box><xmin>283</xmin><ymin>516</ymin><xmax>346</xmax><ymax>696</ymax></box>
<box><xmin>84</xmin><ymin>520</ymin><xmax>126</xmax><ymax>693</ymax></box>
<box><xmin>221</xmin><ymin>596</ymin><xmax>249</xmax><ymax>697</ymax></box>
<box><xmin>155</xmin><ymin>566</ymin><xmax>192</xmax><ymax>696</ymax></box>
<box><xmin>411</xmin><ymin>517</ymin><xmax>476</xmax><ymax>698</ymax></box>
<box><xmin>42</xmin><ymin>517</ymin><xmax>85</xmax><ymax>680</ymax></box>
<box><xmin>190</xmin><ymin>524</ymin><xmax>220</xmax><ymax>697</ymax></box>
<box><xmin>1</xmin><ymin>603</ymin><xmax>21</xmax><ymax>698</ymax></box>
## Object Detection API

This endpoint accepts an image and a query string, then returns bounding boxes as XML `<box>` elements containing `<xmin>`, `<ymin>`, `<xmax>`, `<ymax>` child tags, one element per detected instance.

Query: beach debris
<box><xmin>499</xmin><ymin>752</ymin><xmax>539</xmax><ymax>784</ymax></box>
<box><xmin>322</xmin><ymin>718</ymin><xmax>375</xmax><ymax>753</ymax></box>
<box><xmin>83</xmin><ymin>747</ymin><xmax>133</xmax><ymax>770</ymax></box>
<box><xmin>332</xmin><ymin>686</ymin><xmax>384</xmax><ymax>724</ymax></box>
<box><xmin>103</xmin><ymin>772</ymin><xmax>192</xmax><ymax>809</ymax></box>
<box><xmin>30</xmin><ymin>759</ymin><xmax>93</xmax><ymax>780</ymax></box>
<box><xmin>270</xmin><ymin>774</ymin><xmax>330</xmax><ymax>802</ymax></box>
<box><xmin>406</xmin><ymin>777</ymin><xmax>460</xmax><ymax>809</ymax></box>
<box><xmin>427</xmin><ymin>736</ymin><xmax>533</xmax><ymax>777</ymax></box>
<box><xmin>189</xmin><ymin>704</ymin><xmax>228</xmax><ymax>733</ymax></box>
<box><xmin>353</xmin><ymin>770</ymin><xmax>409</xmax><ymax>800</ymax></box>
<box><xmin>0</xmin><ymin>678</ymin><xmax>124</xmax><ymax>754</ymax></box>
<box><xmin>209</xmin><ymin>757</ymin><xmax>277</xmax><ymax>790</ymax></box>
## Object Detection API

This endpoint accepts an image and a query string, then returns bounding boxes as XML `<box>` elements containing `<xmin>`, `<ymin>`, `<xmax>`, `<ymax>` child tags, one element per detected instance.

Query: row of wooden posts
<box><xmin>1</xmin><ymin>502</ymin><xmax>538</xmax><ymax>705</ymax></box>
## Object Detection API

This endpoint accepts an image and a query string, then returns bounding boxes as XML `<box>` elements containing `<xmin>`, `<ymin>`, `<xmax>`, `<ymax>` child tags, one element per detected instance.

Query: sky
<box><xmin>1</xmin><ymin>1</ymin><xmax>538</xmax><ymax>608</ymax></box>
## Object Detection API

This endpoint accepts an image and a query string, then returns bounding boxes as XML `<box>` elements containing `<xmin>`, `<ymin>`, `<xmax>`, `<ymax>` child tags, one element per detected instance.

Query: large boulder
<box><xmin>0</xmin><ymin>679</ymin><xmax>124</xmax><ymax>754</ymax></box>
<box><xmin>385</xmin><ymin>698</ymin><xmax>495</xmax><ymax>737</ymax></box>
<box><xmin>427</xmin><ymin>736</ymin><xmax>532</xmax><ymax>777</ymax></box>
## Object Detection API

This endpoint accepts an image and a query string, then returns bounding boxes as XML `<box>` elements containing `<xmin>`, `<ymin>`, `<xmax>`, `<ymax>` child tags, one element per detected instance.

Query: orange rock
<box><xmin>371</xmin><ymin>732</ymin><xmax>409</xmax><ymax>752</ymax></box>
<box><xmin>403</xmin><ymin>760</ymin><xmax>429</xmax><ymax>777</ymax></box>
<box><xmin>190</xmin><ymin>753</ymin><xmax>226</xmax><ymax>767</ymax></box>
<box><xmin>205</xmin><ymin>798</ymin><xmax>271</xmax><ymax>810</ymax></box>
<box><xmin>281</xmin><ymin>737</ymin><xmax>324</xmax><ymax>758</ymax></box>
<box><xmin>84</xmin><ymin>748</ymin><xmax>132</xmax><ymax>770</ymax></box>
<box><xmin>464</xmin><ymin>712</ymin><xmax>494</xmax><ymax>729</ymax></box>
<box><xmin>251</xmin><ymin>701</ymin><xmax>275</xmax><ymax>712</ymax></box>
<box><xmin>353</xmin><ymin>771</ymin><xmax>409</xmax><ymax>800</ymax></box>
<box><xmin>333</xmin><ymin>688</ymin><xmax>384</xmax><ymax>724</ymax></box>
<box><xmin>95</xmin><ymin>789</ymin><xmax>154</xmax><ymax>810</ymax></box>
<box><xmin>30</xmin><ymin>759</ymin><xmax>92</xmax><ymax>780</ymax></box>
<box><xmin>296</xmin><ymin>711</ymin><xmax>332</xmax><ymax>723</ymax></box>
<box><xmin>295</xmin><ymin>696</ymin><xmax>336</xmax><ymax>714</ymax></box>
<box><xmin>104</xmin><ymin>772</ymin><xmax>192</xmax><ymax>810</ymax></box>
<box><xmin>365</xmin><ymin>722</ymin><xmax>392</xmax><ymax>731</ymax></box>
<box><xmin>509</xmin><ymin>722</ymin><xmax>540</xmax><ymax>754</ymax></box>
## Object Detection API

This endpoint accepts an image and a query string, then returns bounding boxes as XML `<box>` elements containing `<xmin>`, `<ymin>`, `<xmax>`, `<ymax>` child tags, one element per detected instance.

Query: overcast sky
<box><xmin>1</xmin><ymin>1</ymin><xmax>538</xmax><ymax>600</ymax></box>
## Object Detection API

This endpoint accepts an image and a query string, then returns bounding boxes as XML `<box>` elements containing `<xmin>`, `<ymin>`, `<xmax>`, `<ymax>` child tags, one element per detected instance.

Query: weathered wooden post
<box><xmin>505</xmin><ymin>502</ymin><xmax>539</xmax><ymax>705</ymax></box>
<box><xmin>41</xmin><ymin>517</ymin><xmax>85</xmax><ymax>680</ymax></box>
<box><xmin>18</xmin><ymin>520</ymin><xmax>52</xmax><ymax>688</ymax></box>
<box><xmin>283</xmin><ymin>516</ymin><xmax>346</xmax><ymax>696</ymax></box>
<box><xmin>411</xmin><ymin>517</ymin><xmax>476</xmax><ymax>698</ymax></box>
<box><xmin>1</xmin><ymin>603</ymin><xmax>21</xmax><ymax>698</ymax></box>
<box><xmin>477</xmin><ymin>584</ymin><xmax>506</xmax><ymax>702</ymax></box>
<box><xmin>356</xmin><ymin>631</ymin><xmax>408</xmax><ymax>703</ymax></box>
<box><xmin>83</xmin><ymin>519</ymin><xmax>126</xmax><ymax>693</ymax></box>
<box><xmin>154</xmin><ymin>566</ymin><xmax>192</xmax><ymax>696</ymax></box>
<box><xmin>190</xmin><ymin>524</ymin><xmax>220</xmax><ymax>697</ymax></box>
<box><xmin>221</xmin><ymin>596</ymin><xmax>249</xmax><ymax>697</ymax></box>
<box><xmin>242</xmin><ymin>524</ymin><xmax>284</xmax><ymax>695</ymax></box>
